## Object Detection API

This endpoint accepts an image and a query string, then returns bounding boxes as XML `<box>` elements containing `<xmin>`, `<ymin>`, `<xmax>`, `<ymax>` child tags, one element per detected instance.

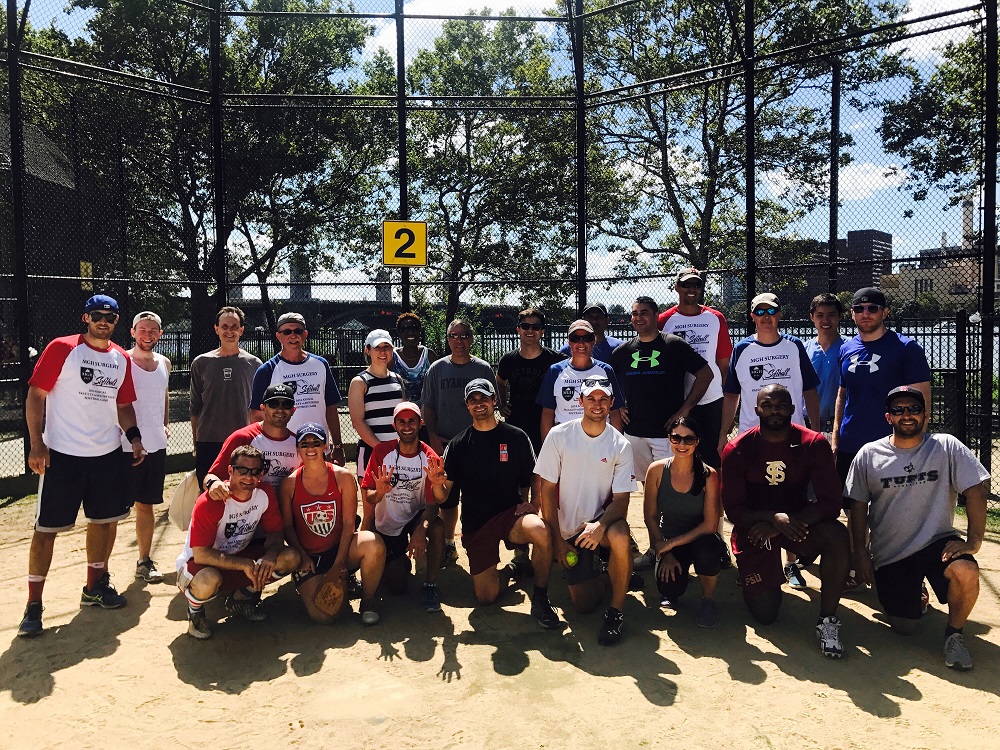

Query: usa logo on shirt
<box><xmin>301</xmin><ymin>500</ymin><xmax>338</xmax><ymax>537</ymax></box>
<box><xmin>499</xmin><ymin>443</ymin><xmax>508</xmax><ymax>462</ymax></box>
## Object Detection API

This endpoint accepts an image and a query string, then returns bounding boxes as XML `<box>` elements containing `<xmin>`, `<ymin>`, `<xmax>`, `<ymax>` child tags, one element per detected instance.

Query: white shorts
<box><xmin>626</xmin><ymin>434</ymin><xmax>672</xmax><ymax>483</ymax></box>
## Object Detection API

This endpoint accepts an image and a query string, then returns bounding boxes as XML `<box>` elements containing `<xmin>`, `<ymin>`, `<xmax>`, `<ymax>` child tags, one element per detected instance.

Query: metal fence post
<box><xmin>828</xmin><ymin>56</ymin><xmax>840</xmax><ymax>293</ymax></box>
<box><xmin>744</xmin><ymin>0</ymin><xmax>755</xmax><ymax>336</ymax></box>
<box><xmin>7</xmin><ymin>0</ymin><xmax>31</xmax><ymax>472</ymax></box>
<box><xmin>981</xmin><ymin>0</ymin><xmax>997</xmax><ymax>474</ymax></box>
<box><xmin>956</xmin><ymin>308</ymin><xmax>967</xmax><ymax>444</ymax></box>
<box><xmin>395</xmin><ymin>0</ymin><xmax>410</xmax><ymax>311</ymax></box>
<box><xmin>574</xmin><ymin>0</ymin><xmax>586</xmax><ymax>312</ymax></box>
<box><xmin>211</xmin><ymin>0</ymin><xmax>227</xmax><ymax>305</ymax></box>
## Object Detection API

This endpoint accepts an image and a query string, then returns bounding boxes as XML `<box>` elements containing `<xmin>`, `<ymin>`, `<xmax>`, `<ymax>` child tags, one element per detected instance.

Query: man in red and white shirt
<box><xmin>202</xmin><ymin>383</ymin><xmax>300</xmax><ymax>497</ymax></box>
<box><xmin>19</xmin><ymin>295</ymin><xmax>147</xmax><ymax>638</ymax></box>
<box><xmin>360</xmin><ymin>402</ymin><xmax>446</xmax><ymax>612</ymax></box>
<box><xmin>658</xmin><ymin>267</ymin><xmax>734</xmax><ymax>469</ymax></box>
<box><xmin>176</xmin><ymin>445</ymin><xmax>300</xmax><ymax>639</ymax></box>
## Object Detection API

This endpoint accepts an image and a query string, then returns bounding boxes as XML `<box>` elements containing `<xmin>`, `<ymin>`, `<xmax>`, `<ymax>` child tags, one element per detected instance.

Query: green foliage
<box><xmin>881</xmin><ymin>22</ymin><xmax>992</xmax><ymax>204</ymax></box>
<box><xmin>582</xmin><ymin>0</ymin><xmax>908</xmax><ymax>271</ymax></box>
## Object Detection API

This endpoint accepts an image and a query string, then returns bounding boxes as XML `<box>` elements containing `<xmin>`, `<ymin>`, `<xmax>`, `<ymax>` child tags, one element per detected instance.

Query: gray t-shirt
<box><xmin>189</xmin><ymin>348</ymin><xmax>262</xmax><ymax>442</ymax></box>
<box><xmin>422</xmin><ymin>356</ymin><xmax>495</xmax><ymax>440</ymax></box>
<box><xmin>845</xmin><ymin>433</ymin><xmax>989</xmax><ymax>568</ymax></box>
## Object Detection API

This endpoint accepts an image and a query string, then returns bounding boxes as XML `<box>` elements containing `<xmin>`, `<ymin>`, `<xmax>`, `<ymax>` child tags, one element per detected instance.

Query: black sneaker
<box><xmin>81</xmin><ymin>572</ymin><xmax>127</xmax><ymax>609</ymax></box>
<box><xmin>17</xmin><ymin>601</ymin><xmax>43</xmax><ymax>638</ymax></box>
<box><xmin>598</xmin><ymin>607</ymin><xmax>625</xmax><ymax>646</ymax></box>
<box><xmin>187</xmin><ymin>609</ymin><xmax>213</xmax><ymax>640</ymax></box>
<box><xmin>717</xmin><ymin>534</ymin><xmax>733</xmax><ymax>569</ymax></box>
<box><xmin>441</xmin><ymin>544</ymin><xmax>460</xmax><ymax>568</ymax></box>
<box><xmin>628</xmin><ymin>572</ymin><xmax>644</xmax><ymax>591</ymax></box>
<box><xmin>225</xmin><ymin>592</ymin><xmax>267</xmax><ymax>621</ymax></box>
<box><xmin>530</xmin><ymin>595</ymin><xmax>561</xmax><ymax>629</ymax></box>
<box><xmin>502</xmin><ymin>550</ymin><xmax>533</xmax><ymax>579</ymax></box>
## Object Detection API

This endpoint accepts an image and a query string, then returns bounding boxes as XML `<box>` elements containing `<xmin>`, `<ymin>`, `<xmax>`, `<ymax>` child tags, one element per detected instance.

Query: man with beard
<box><xmin>720</xmin><ymin>384</ymin><xmax>851</xmax><ymax>658</ymax></box>
<box><xmin>250</xmin><ymin>312</ymin><xmax>346</xmax><ymax>466</ymax></box>
<box><xmin>122</xmin><ymin>312</ymin><xmax>171</xmax><ymax>584</ymax></box>
<box><xmin>203</xmin><ymin>384</ymin><xmax>300</xmax><ymax>497</ymax></box>
<box><xmin>845</xmin><ymin>387</ymin><xmax>989</xmax><ymax>671</ymax></box>
<box><xmin>429</xmin><ymin>379</ymin><xmax>561</xmax><ymax>629</ymax></box>
<box><xmin>19</xmin><ymin>295</ymin><xmax>147</xmax><ymax>637</ymax></box>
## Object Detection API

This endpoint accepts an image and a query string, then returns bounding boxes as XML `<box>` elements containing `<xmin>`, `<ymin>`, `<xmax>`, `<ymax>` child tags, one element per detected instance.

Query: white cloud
<box><xmin>894</xmin><ymin>0</ymin><xmax>979</xmax><ymax>62</ymax></box>
<box><xmin>762</xmin><ymin>161</ymin><xmax>908</xmax><ymax>203</ymax></box>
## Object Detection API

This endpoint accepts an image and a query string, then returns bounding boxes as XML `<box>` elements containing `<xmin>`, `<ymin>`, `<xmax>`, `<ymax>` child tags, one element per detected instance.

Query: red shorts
<box><xmin>179</xmin><ymin>541</ymin><xmax>267</xmax><ymax>592</ymax></box>
<box><xmin>730</xmin><ymin>529</ymin><xmax>810</xmax><ymax>596</ymax></box>
<box><xmin>462</xmin><ymin>506</ymin><xmax>534</xmax><ymax>576</ymax></box>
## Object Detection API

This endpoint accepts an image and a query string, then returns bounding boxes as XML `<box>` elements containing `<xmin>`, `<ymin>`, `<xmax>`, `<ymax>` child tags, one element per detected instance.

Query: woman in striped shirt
<box><xmin>348</xmin><ymin>329</ymin><xmax>405</xmax><ymax>478</ymax></box>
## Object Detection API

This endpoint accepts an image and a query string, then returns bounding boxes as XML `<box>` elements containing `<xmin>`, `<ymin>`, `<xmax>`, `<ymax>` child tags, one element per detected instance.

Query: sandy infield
<box><xmin>2</xmin><ymin>471</ymin><xmax>999</xmax><ymax>749</ymax></box>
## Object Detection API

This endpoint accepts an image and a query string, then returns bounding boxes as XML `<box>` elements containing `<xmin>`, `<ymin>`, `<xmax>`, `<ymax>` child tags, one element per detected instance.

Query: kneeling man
<box><xmin>846</xmin><ymin>386</ymin><xmax>990</xmax><ymax>670</ymax></box>
<box><xmin>176</xmin><ymin>445</ymin><xmax>300</xmax><ymax>639</ymax></box>
<box><xmin>430</xmin><ymin>379</ymin><xmax>560</xmax><ymax>628</ymax></box>
<box><xmin>721</xmin><ymin>384</ymin><xmax>851</xmax><ymax>658</ymax></box>
<box><xmin>535</xmin><ymin>378</ymin><xmax>638</xmax><ymax>646</ymax></box>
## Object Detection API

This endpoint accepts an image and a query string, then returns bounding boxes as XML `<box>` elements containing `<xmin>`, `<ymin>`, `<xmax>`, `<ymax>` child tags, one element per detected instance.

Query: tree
<box><xmin>378</xmin><ymin>10</ymin><xmax>632</xmax><ymax>323</ymax></box>
<box><xmin>581</xmin><ymin>0</ymin><xmax>908</xmax><ymax>272</ymax></box>
<box><xmin>881</xmin><ymin>22</ymin><xmax>992</xmax><ymax>205</ymax></box>
<box><xmin>57</xmin><ymin>0</ymin><xmax>387</xmax><ymax>350</ymax></box>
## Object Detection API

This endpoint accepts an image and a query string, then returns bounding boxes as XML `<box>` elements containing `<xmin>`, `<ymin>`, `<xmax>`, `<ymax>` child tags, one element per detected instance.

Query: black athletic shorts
<box><xmin>125</xmin><ymin>448</ymin><xmax>167</xmax><ymax>506</ymax></box>
<box><xmin>836</xmin><ymin>451</ymin><xmax>857</xmax><ymax>511</ymax></box>
<box><xmin>36</xmin><ymin>449</ymin><xmax>130</xmax><ymax>532</ymax></box>
<box><xmin>873</xmin><ymin>535</ymin><xmax>977</xmax><ymax>620</ymax></box>
<box><xmin>292</xmin><ymin>545</ymin><xmax>340</xmax><ymax>587</ymax></box>
<box><xmin>377</xmin><ymin>513</ymin><xmax>424</xmax><ymax>563</ymax></box>
<box><xmin>195</xmin><ymin>441</ymin><xmax>224</xmax><ymax>489</ymax></box>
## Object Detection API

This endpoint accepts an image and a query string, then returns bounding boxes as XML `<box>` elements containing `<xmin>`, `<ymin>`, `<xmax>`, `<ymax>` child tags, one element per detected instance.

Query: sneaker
<box><xmin>135</xmin><ymin>558</ymin><xmax>163</xmax><ymax>583</ymax></box>
<box><xmin>81</xmin><ymin>572</ymin><xmax>127</xmax><ymax>609</ymax></box>
<box><xmin>361</xmin><ymin>610</ymin><xmax>380</xmax><ymax>626</ymax></box>
<box><xmin>696</xmin><ymin>597</ymin><xmax>719</xmax><ymax>629</ymax></box>
<box><xmin>441</xmin><ymin>544</ymin><xmax>459</xmax><ymax>568</ymax></box>
<box><xmin>225</xmin><ymin>592</ymin><xmax>267</xmax><ymax>621</ymax></box>
<box><xmin>633</xmin><ymin>548</ymin><xmax>655</xmax><ymax>571</ymax></box>
<box><xmin>816</xmin><ymin>615</ymin><xmax>844</xmax><ymax>658</ymax></box>
<box><xmin>502</xmin><ymin>550</ymin><xmax>533</xmax><ymax>579</ymax></box>
<box><xmin>187</xmin><ymin>609</ymin><xmax>212</xmax><ymax>640</ymax></box>
<box><xmin>921</xmin><ymin>583</ymin><xmax>930</xmax><ymax>615</ymax></box>
<box><xmin>784</xmin><ymin>562</ymin><xmax>808</xmax><ymax>590</ymax></box>
<box><xmin>530</xmin><ymin>595</ymin><xmax>561</xmax><ymax>629</ymax></box>
<box><xmin>718</xmin><ymin>536</ymin><xmax>733</xmax><ymax>569</ymax></box>
<box><xmin>421</xmin><ymin>583</ymin><xmax>441</xmax><ymax>612</ymax></box>
<box><xmin>944</xmin><ymin>632</ymin><xmax>973</xmax><ymax>671</ymax></box>
<box><xmin>598</xmin><ymin>607</ymin><xmax>625</xmax><ymax>646</ymax></box>
<box><xmin>17</xmin><ymin>601</ymin><xmax>43</xmax><ymax>638</ymax></box>
<box><xmin>628</xmin><ymin>572</ymin><xmax>644</xmax><ymax>591</ymax></box>
<box><xmin>659</xmin><ymin>597</ymin><xmax>676</xmax><ymax>611</ymax></box>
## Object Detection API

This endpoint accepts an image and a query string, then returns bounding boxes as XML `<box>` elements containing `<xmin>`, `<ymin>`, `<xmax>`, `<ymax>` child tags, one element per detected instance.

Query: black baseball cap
<box><xmin>263</xmin><ymin>383</ymin><xmax>295</xmax><ymax>404</ymax></box>
<box><xmin>885</xmin><ymin>385</ymin><xmax>925</xmax><ymax>409</ymax></box>
<box><xmin>852</xmin><ymin>287</ymin><xmax>887</xmax><ymax>307</ymax></box>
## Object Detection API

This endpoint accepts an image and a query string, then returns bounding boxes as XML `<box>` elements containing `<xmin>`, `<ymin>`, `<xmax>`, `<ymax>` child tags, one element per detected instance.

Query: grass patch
<box><xmin>955</xmin><ymin>503</ymin><xmax>1000</xmax><ymax>534</ymax></box>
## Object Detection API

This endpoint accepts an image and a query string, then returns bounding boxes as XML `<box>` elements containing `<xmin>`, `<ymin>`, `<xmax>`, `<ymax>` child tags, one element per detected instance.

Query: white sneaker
<box><xmin>816</xmin><ymin>615</ymin><xmax>844</xmax><ymax>658</ymax></box>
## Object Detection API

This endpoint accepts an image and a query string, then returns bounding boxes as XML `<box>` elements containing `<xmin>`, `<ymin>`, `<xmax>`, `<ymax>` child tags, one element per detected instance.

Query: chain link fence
<box><xmin>1</xmin><ymin>0</ymin><xmax>997</xmax><ymax>500</ymax></box>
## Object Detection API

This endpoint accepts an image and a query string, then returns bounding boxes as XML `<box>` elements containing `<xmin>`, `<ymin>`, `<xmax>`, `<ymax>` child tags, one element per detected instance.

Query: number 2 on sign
<box><xmin>382</xmin><ymin>221</ymin><xmax>427</xmax><ymax>267</ymax></box>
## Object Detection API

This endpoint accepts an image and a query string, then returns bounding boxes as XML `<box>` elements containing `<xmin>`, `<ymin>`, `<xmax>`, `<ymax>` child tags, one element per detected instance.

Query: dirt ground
<box><xmin>2</xmin><ymin>471</ymin><xmax>999</xmax><ymax>750</ymax></box>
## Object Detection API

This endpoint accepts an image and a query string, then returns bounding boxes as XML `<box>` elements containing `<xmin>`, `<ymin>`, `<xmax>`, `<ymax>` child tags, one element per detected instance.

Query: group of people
<box><xmin>18</xmin><ymin>274</ymin><xmax>991</xmax><ymax>671</ymax></box>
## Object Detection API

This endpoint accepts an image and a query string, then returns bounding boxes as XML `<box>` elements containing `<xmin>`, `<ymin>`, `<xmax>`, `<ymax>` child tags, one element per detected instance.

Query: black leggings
<box><xmin>655</xmin><ymin>532</ymin><xmax>725</xmax><ymax>601</ymax></box>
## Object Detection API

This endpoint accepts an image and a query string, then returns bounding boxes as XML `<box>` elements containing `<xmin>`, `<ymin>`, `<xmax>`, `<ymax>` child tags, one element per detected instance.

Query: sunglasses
<box><xmin>582</xmin><ymin>377</ymin><xmax>611</xmax><ymax>389</ymax></box>
<box><xmin>89</xmin><ymin>311</ymin><xmax>119</xmax><ymax>323</ymax></box>
<box><xmin>852</xmin><ymin>304</ymin><xmax>883</xmax><ymax>315</ymax></box>
<box><xmin>678</xmin><ymin>280</ymin><xmax>704</xmax><ymax>289</ymax></box>
<box><xmin>447</xmin><ymin>331</ymin><xmax>472</xmax><ymax>340</ymax></box>
<box><xmin>668</xmin><ymin>433</ymin><xmax>699</xmax><ymax>445</ymax></box>
<box><xmin>752</xmin><ymin>307</ymin><xmax>779</xmax><ymax>317</ymax></box>
<box><xmin>518</xmin><ymin>323</ymin><xmax>544</xmax><ymax>331</ymax></box>
<box><xmin>278</xmin><ymin>327</ymin><xmax>305</xmax><ymax>336</ymax></box>
<box><xmin>888</xmin><ymin>404</ymin><xmax>924</xmax><ymax>416</ymax></box>
<box><xmin>569</xmin><ymin>333</ymin><xmax>596</xmax><ymax>343</ymax></box>
<box><xmin>231</xmin><ymin>464</ymin><xmax>266</xmax><ymax>477</ymax></box>
<box><xmin>297</xmin><ymin>439</ymin><xmax>325</xmax><ymax>449</ymax></box>
<box><xmin>264</xmin><ymin>399</ymin><xmax>294</xmax><ymax>410</ymax></box>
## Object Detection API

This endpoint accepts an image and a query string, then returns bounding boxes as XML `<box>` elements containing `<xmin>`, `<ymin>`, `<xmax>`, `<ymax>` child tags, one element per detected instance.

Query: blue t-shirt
<box><xmin>805</xmin><ymin>335</ymin><xmax>845</xmax><ymax>431</ymax></box>
<box><xmin>837</xmin><ymin>330</ymin><xmax>931</xmax><ymax>454</ymax></box>
<box><xmin>559</xmin><ymin>335</ymin><xmax>623</xmax><ymax>364</ymax></box>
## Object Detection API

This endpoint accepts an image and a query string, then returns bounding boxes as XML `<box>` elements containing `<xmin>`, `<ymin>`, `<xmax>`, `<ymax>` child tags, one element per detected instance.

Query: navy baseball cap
<box><xmin>85</xmin><ymin>295</ymin><xmax>119</xmax><ymax>314</ymax></box>
<box><xmin>263</xmin><ymin>383</ymin><xmax>295</xmax><ymax>404</ymax></box>
<box><xmin>885</xmin><ymin>386</ymin><xmax>925</xmax><ymax>409</ymax></box>
<box><xmin>295</xmin><ymin>422</ymin><xmax>327</xmax><ymax>444</ymax></box>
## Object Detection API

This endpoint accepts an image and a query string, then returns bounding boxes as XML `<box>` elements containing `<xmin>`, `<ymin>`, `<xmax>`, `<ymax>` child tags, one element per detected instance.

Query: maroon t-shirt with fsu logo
<box><xmin>288</xmin><ymin>463</ymin><xmax>344</xmax><ymax>555</ymax></box>
<box><xmin>442</xmin><ymin>421</ymin><xmax>535</xmax><ymax>535</ymax></box>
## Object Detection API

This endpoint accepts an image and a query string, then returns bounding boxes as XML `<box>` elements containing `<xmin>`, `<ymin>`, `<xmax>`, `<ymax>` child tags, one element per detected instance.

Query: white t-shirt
<box><xmin>360</xmin><ymin>440</ymin><xmax>438</xmax><ymax>537</ymax></box>
<box><xmin>659</xmin><ymin>305</ymin><xmax>733</xmax><ymax>404</ymax></box>
<box><xmin>535</xmin><ymin>359</ymin><xmax>624</xmax><ymax>426</ymax></box>
<box><xmin>534</xmin><ymin>420</ymin><xmax>637</xmax><ymax>539</ymax></box>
